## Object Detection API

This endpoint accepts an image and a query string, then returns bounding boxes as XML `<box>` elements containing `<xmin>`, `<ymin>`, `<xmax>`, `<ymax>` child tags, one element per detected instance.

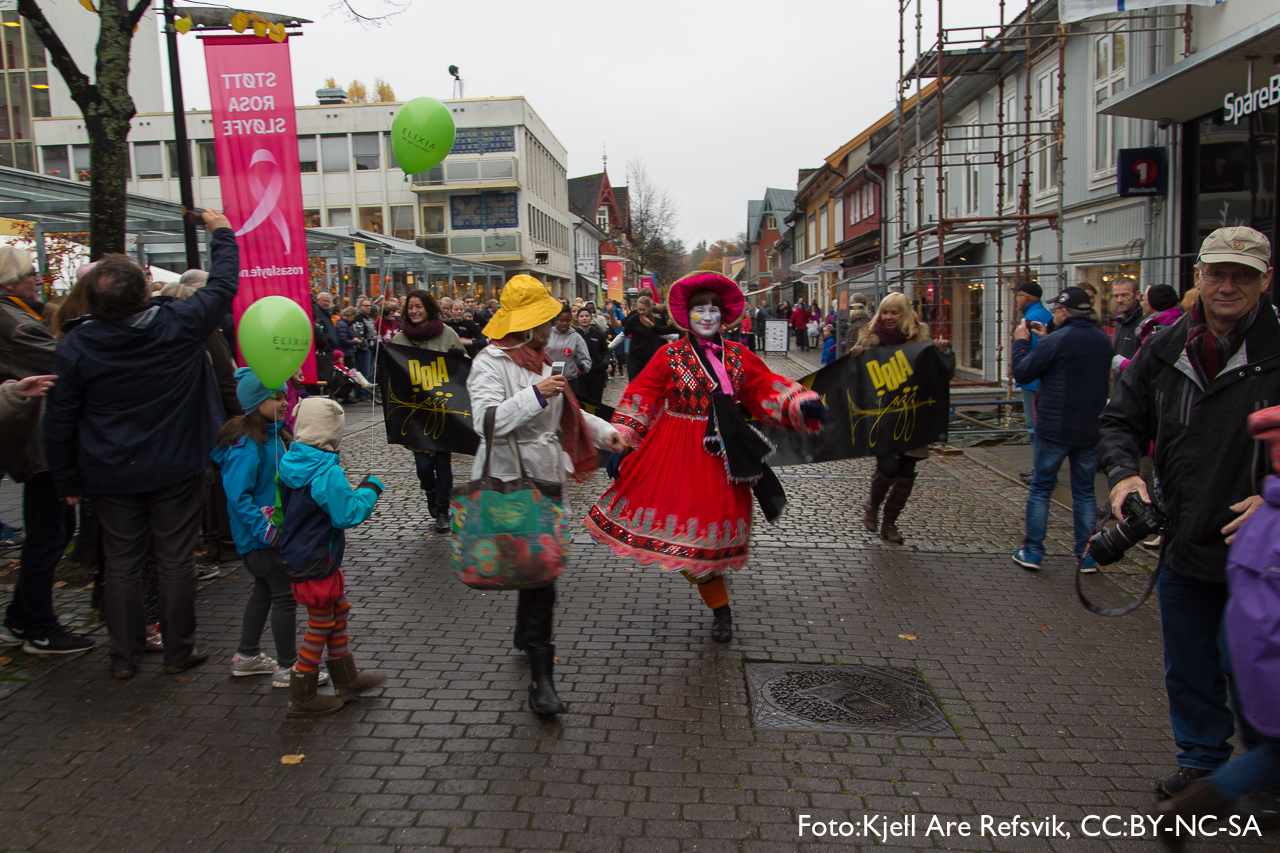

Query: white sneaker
<box><xmin>273</xmin><ymin>664</ymin><xmax>330</xmax><ymax>688</ymax></box>
<box><xmin>230</xmin><ymin>652</ymin><xmax>278</xmax><ymax>677</ymax></box>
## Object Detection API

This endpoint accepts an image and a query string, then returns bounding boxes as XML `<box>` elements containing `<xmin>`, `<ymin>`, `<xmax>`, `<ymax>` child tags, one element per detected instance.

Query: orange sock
<box><xmin>697</xmin><ymin>576</ymin><xmax>729</xmax><ymax>610</ymax></box>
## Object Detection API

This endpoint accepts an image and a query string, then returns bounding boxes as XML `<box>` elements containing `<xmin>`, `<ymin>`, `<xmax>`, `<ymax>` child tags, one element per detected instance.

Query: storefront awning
<box><xmin>1100</xmin><ymin>11</ymin><xmax>1280</xmax><ymax>122</ymax></box>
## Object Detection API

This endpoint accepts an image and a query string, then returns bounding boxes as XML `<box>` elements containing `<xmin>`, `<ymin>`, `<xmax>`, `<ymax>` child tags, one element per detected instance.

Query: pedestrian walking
<box><xmin>546</xmin><ymin>307</ymin><xmax>592</xmax><ymax>394</ymax></box>
<box><xmin>1008</xmin><ymin>287</ymin><xmax>1112</xmax><ymax>570</ymax></box>
<box><xmin>587</xmin><ymin>273</ymin><xmax>825</xmax><ymax>643</ymax></box>
<box><xmin>447</xmin><ymin>300</ymin><xmax>485</xmax><ymax>357</ymax></box>
<box><xmin>44</xmin><ymin>210</ymin><xmax>237</xmax><ymax>677</ymax></box>
<box><xmin>335</xmin><ymin>309</ymin><xmax>372</xmax><ymax>402</ymax></box>
<box><xmin>468</xmin><ymin>275</ymin><xmax>624</xmax><ymax>715</ymax></box>
<box><xmin>820</xmin><ymin>324</ymin><xmax>837</xmax><ymax>365</ymax></box>
<box><xmin>352</xmin><ymin>298</ymin><xmax>379</xmax><ymax>382</ymax></box>
<box><xmin>791</xmin><ymin>301</ymin><xmax>811</xmax><ymax>351</ymax></box>
<box><xmin>278</xmin><ymin>397</ymin><xmax>385</xmax><ymax>717</ymax></box>
<box><xmin>851</xmin><ymin>292</ymin><xmax>953</xmax><ymax>544</ymax></box>
<box><xmin>391</xmin><ymin>290</ymin><xmax>465</xmax><ymax>535</ymax></box>
<box><xmin>1013</xmin><ymin>282</ymin><xmax>1053</xmax><ymax>484</ymax></box>
<box><xmin>623</xmin><ymin>295</ymin><xmax>677</xmax><ymax>379</ymax></box>
<box><xmin>1099</xmin><ymin>226</ymin><xmax>1280</xmax><ymax>801</ymax></box>
<box><xmin>574</xmin><ymin>306</ymin><xmax>609</xmax><ymax>402</ymax></box>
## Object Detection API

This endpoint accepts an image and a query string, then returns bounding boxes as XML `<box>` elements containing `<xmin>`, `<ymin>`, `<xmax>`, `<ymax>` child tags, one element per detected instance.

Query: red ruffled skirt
<box><xmin>585</xmin><ymin>411</ymin><xmax>754</xmax><ymax>576</ymax></box>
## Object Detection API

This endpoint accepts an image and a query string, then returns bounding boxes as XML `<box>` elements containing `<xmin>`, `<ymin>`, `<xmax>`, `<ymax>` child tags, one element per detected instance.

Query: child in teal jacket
<box><xmin>211</xmin><ymin>368</ymin><xmax>328</xmax><ymax>688</ymax></box>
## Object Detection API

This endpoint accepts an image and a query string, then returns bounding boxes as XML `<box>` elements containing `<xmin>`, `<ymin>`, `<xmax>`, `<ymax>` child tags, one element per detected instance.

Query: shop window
<box><xmin>1076</xmin><ymin>263</ymin><xmax>1140</xmax><ymax>340</ymax></box>
<box><xmin>327</xmin><ymin>207</ymin><xmax>352</xmax><ymax>228</ymax></box>
<box><xmin>389</xmin><ymin>204</ymin><xmax>414</xmax><ymax>239</ymax></box>
<box><xmin>303</xmin><ymin>209</ymin><xmax>321</xmax><ymax>228</ymax></box>
<box><xmin>297</xmin><ymin>136</ymin><xmax>317</xmax><ymax>173</ymax></box>
<box><xmin>352</xmin><ymin>132</ymin><xmax>379</xmax><ymax>171</ymax></box>
<box><xmin>320</xmin><ymin>134</ymin><xmax>348</xmax><ymax>173</ymax></box>
<box><xmin>41</xmin><ymin>144</ymin><xmax>67</xmax><ymax>178</ymax></box>
<box><xmin>421</xmin><ymin>204</ymin><xmax>445</xmax><ymax>234</ymax></box>
<box><xmin>359</xmin><ymin>206</ymin><xmax>384</xmax><ymax>233</ymax></box>
<box><xmin>196</xmin><ymin>140</ymin><xmax>218</xmax><ymax>177</ymax></box>
<box><xmin>134</xmin><ymin>141</ymin><xmax>162</xmax><ymax>179</ymax></box>
<box><xmin>1093</xmin><ymin>31</ymin><xmax>1128</xmax><ymax>177</ymax></box>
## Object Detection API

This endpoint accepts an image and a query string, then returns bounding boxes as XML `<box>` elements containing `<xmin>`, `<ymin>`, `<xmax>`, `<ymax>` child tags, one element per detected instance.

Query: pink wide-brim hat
<box><xmin>667</xmin><ymin>272</ymin><xmax>746</xmax><ymax>330</ymax></box>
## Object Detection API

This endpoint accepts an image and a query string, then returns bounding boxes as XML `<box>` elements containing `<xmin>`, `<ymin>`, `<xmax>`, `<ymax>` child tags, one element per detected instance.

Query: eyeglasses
<box><xmin>1199</xmin><ymin>268</ymin><xmax>1263</xmax><ymax>286</ymax></box>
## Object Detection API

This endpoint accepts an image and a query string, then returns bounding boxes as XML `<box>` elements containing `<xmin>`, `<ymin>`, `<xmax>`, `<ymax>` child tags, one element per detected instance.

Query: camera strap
<box><xmin>1076</xmin><ymin>509</ymin><xmax>1162</xmax><ymax>617</ymax></box>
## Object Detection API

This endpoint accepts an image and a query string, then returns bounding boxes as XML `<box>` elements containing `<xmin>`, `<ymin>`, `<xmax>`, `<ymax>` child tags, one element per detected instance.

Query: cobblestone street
<box><xmin>0</xmin><ymin>354</ymin><xmax>1269</xmax><ymax>852</ymax></box>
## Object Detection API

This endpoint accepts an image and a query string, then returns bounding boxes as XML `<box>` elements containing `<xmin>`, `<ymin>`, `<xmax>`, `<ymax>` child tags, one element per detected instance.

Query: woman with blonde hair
<box><xmin>848</xmin><ymin>292</ymin><xmax>952</xmax><ymax>543</ymax></box>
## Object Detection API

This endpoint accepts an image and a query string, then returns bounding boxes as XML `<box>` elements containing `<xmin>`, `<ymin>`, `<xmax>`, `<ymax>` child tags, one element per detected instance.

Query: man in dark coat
<box><xmin>1009</xmin><ymin>287</ymin><xmax>1112</xmax><ymax>572</ymax></box>
<box><xmin>1098</xmin><ymin>226</ymin><xmax>1279</xmax><ymax>802</ymax></box>
<box><xmin>312</xmin><ymin>291</ymin><xmax>337</xmax><ymax>383</ymax></box>
<box><xmin>1111</xmin><ymin>275</ymin><xmax>1143</xmax><ymax>362</ymax></box>
<box><xmin>44</xmin><ymin>210</ymin><xmax>237</xmax><ymax>678</ymax></box>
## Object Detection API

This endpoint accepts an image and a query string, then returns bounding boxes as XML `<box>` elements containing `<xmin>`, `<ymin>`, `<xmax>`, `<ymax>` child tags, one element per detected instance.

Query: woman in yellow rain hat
<box><xmin>465</xmin><ymin>275</ymin><xmax>626</xmax><ymax>715</ymax></box>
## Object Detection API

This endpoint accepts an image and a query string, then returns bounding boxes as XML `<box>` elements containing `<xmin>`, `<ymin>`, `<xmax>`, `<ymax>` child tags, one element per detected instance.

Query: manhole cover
<box><xmin>744</xmin><ymin>663</ymin><xmax>954</xmax><ymax>736</ymax></box>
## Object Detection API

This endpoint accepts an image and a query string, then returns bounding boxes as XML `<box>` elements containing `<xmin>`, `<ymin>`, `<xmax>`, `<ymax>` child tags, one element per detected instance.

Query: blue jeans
<box><xmin>1022</xmin><ymin>436</ymin><xmax>1097</xmax><ymax>557</ymax></box>
<box><xmin>1021</xmin><ymin>387</ymin><xmax>1037</xmax><ymax>447</ymax></box>
<box><xmin>414</xmin><ymin>451</ymin><xmax>453</xmax><ymax>514</ymax></box>
<box><xmin>3</xmin><ymin>471</ymin><xmax>73</xmax><ymax>640</ymax></box>
<box><xmin>1211</xmin><ymin>738</ymin><xmax>1280</xmax><ymax>803</ymax></box>
<box><xmin>1157</xmin><ymin>565</ymin><xmax>1262</xmax><ymax>770</ymax></box>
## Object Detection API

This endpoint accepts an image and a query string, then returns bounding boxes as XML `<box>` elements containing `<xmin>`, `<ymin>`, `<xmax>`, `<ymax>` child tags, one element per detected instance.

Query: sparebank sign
<box><xmin>1223</xmin><ymin>73</ymin><xmax>1280</xmax><ymax>124</ymax></box>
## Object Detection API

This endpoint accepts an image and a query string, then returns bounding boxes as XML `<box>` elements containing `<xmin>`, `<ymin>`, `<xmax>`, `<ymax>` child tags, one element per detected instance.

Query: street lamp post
<box><xmin>163</xmin><ymin>0</ymin><xmax>201</xmax><ymax>271</ymax></box>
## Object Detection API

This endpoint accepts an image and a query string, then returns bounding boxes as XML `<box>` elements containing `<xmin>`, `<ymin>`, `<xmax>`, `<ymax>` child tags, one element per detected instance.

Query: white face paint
<box><xmin>689</xmin><ymin>304</ymin><xmax>722</xmax><ymax>339</ymax></box>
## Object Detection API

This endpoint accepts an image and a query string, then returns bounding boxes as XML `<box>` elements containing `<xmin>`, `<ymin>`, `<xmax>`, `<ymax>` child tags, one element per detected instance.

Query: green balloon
<box><xmin>391</xmin><ymin>97</ymin><xmax>456</xmax><ymax>175</ymax></box>
<box><xmin>238</xmin><ymin>295</ymin><xmax>312</xmax><ymax>389</ymax></box>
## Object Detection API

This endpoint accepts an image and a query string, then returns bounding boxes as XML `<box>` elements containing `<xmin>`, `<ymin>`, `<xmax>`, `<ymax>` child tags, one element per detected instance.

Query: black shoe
<box><xmin>526</xmin><ymin>646</ymin><xmax>563</xmax><ymax>715</ymax></box>
<box><xmin>22</xmin><ymin>629</ymin><xmax>95</xmax><ymax>656</ymax></box>
<box><xmin>1019</xmin><ymin>471</ymin><xmax>1034</xmax><ymax>486</ymax></box>
<box><xmin>434</xmin><ymin>511</ymin><xmax>450</xmax><ymax>535</ymax></box>
<box><xmin>0</xmin><ymin>624</ymin><xmax>25</xmax><ymax>645</ymax></box>
<box><xmin>710</xmin><ymin>604</ymin><xmax>732</xmax><ymax>642</ymax></box>
<box><xmin>163</xmin><ymin>641</ymin><xmax>210</xmax><ymax>674</ymax></box>
<box><xmin>1155</xmin><ymin>766</ymin><xmax>1213</xmax><ymax>800</ymax></box>
<box><xmin>1238</xmin><ymin>788</ymin><xmax>1280</xmax><ymax>830</ymax></box>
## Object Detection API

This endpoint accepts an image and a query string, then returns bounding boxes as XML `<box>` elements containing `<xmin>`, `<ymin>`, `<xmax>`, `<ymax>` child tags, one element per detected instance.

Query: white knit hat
<box><xmin>292</xmin><ymin>397</ymin><xmax>345</xmax><ymax>453</ymax></box>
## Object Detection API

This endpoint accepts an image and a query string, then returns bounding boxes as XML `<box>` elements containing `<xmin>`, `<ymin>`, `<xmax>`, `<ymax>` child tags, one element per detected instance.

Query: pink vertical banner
<box><xmin>203</xmin><ymin>35</ymin><xmax>316</xmax><ymax>381</ymax></box>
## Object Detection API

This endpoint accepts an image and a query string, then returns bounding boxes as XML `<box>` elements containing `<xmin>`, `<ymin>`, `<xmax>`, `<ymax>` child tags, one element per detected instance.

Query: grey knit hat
<box><xmin>292</xmin><ymin>397</ymin><xmax>345</xmax><ymax>453</ymax></box>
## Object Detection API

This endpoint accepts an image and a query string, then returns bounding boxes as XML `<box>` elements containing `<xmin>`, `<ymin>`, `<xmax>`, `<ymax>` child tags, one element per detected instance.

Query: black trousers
<box><xmin>576</xmin><ymin>372</ymin><xmax>607</xmax><ymax>404</ymax></box>
<box><xmin>97</xmin><ymin>473</ymin><xmax>204</xmax><ymax>669</ymax></box>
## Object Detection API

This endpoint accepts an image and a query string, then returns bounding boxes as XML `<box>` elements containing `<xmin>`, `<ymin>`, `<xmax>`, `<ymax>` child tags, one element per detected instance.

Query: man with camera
<box><xmin>1098</xmin><ymin>226</ymin><xmax>1279</xmax><ymax>802</ymax></box>
<box><xmin>1010</xmin><ymin>287</ymin><xmax>1112</xmax><ymax>571</ymax></box>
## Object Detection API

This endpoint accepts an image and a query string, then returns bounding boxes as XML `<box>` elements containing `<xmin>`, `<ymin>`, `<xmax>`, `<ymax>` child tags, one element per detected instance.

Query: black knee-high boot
<box><xmin>519</xmin><ymin>585</ymin><xmax>563</xmax><ymax>715</ymax></box>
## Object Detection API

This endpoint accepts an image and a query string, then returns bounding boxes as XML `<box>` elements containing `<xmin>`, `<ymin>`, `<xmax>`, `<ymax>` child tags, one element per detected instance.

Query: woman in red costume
<box><xmin>586</xmin><ymin>272</ymin><xmax>826</xmax><ymax>642</ymax></box>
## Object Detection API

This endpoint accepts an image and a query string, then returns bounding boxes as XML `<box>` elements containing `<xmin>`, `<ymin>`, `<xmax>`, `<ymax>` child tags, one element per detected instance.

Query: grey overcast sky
<box><xmin>161</xmin><ymin>0</ymin><xmax>996</xmax><ymax>248</ymax></box>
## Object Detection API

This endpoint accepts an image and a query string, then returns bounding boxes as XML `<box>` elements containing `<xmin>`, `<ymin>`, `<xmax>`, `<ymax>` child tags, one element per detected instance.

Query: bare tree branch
<box><xmin>126</xmin><ymin>0</ymin><xmax>152</xmax><ymax>30</ymax></box>
<box><xmin>330</xmin><ymin>0</ymin><xmax>408</xmax><ymax>25</ymax></box>
<box><xmin>17</xmin><ymin>0</ymin><xmax>92</xmax><ymax>107</ymax></box>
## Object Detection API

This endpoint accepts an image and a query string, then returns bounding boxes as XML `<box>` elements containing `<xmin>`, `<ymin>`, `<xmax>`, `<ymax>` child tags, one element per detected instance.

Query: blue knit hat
<box><xmin>235</xmin><ymin>366</ymin><xmax>284</xmax><ymax>413</ymax></box>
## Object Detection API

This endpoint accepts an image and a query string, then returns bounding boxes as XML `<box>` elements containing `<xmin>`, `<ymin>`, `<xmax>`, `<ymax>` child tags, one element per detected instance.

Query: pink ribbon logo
<box><xmin>235</xmin><ymin>149</ymin><xmax>291</xmax><ymax>252</ymax></box>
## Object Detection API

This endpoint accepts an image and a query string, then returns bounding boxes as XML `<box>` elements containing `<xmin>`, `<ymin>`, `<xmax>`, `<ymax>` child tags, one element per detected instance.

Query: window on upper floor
<box><xmin>765</xmin><ymin>213</ymin><xmax>776</xmax><ymax>231</ymax></box>
<box><xmin>196</xmin><ymin>139</ymin><xmax>218</xmax><ymax>177</ymax></box>
<box><xmin>320</xmin><ymin>134</ymin><xmax>348</xmax><ymax>173</ymax></box>
<box><xmin>1093</xmin><ymin>30</ymin><xmax>1128</xmax><ymax>178</ymax></box>
<box><xmin>833</xmin><ymin>198</ymin><xmax>844</xmax><ymax>240</ymax></box>
<box><xmin>1034</xmin><ymin>67</ymin><xmax>1060</xmax><ymax>196</ymax></box>
<box><xmin>134</xmin><ymin>141</ymin><xmax>162</xmax><ymax>180</ymax></box>
<box><xmin>597</xmin><ymin>205</ymin><xmax>609</xmax><ymax>230</ymax></box>
<box><xmin>1002</xmin><ymin>93</ymin><xmax>1018</xmax><ymax>204</ymax></box>
<box><xmin>352</xmin><ymin>132</ymin><xmax>379</xmax><ymax>171</ymax></box>
<box><xmin>297</xmin><ymin>136</ymin><xmax>317</xmax><ymax>173</ymax></box>
<box><xmin>40</xmin><ymin>144</ymin><xmax>67</xmax><ymax>179</ymax></box>
<box><xmin>818</xmin><ymin>204</ymin><xmax>828</xmax><ymax>252</ymax></box>
<box><xmin>806</xmin><ymin>213</ymin><xmax>816</xmax><ymax>257</ymax></box>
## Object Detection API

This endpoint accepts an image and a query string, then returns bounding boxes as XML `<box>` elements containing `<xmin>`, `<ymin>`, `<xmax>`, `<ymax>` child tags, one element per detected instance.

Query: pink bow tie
<box><xmin>697</xmin><ymin>338</ymin><xmax>734</xmax><ymax>393</ymax></box>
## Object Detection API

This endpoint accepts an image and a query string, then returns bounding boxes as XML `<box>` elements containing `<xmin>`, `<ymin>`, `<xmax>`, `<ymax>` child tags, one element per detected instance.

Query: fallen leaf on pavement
<box><xmin>52</xmin><ymin>581</ymin><xmax>67</xmax><ymax>589</ymax></box>
<box><xmin>0</xmin><ymin>656</ymin><xmax>12</xmax><ymax>666</ymax></box>
<box><xmin>280</xmin><ymin>754</ymin><xmax>305</xmax><ymax>765</ymax></box>
<box><xmin>231</xmin><ymin>575</ymin><xmax>240</xmax><ymax>580</ymax></box>
<box><xmin>898</xmin><ymin>634</ymin><xmax>917</xmax><ymax>641</ymax></box>
<box><xmin>172</xmin><ymin>675</ymin><xmax>188</xmax><ymax>681</ymax></box>
<box><xmin>1037</xmin><ymin>625</ymin><xmax>1049</xmax><ymax>633</ymax></box>
<box><xmin>83</xmin><ymin>583</ymin><xmax>94</xmax><ymax>590</ymax></box>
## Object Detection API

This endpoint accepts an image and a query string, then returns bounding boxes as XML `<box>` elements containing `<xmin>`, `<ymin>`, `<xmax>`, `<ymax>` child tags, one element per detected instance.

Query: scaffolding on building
<box><xmin>892</xmin><ymin>0</ymin><xmax>1192</xmax><ymax>389</ymax></box>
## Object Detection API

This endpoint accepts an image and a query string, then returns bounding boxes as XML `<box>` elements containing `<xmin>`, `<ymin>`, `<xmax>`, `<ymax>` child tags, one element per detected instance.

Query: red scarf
<box><xmin>491</xmin><ymin>334</ymin><xmax>597</xmax><ymax>482</ymax></box>
<box><xmin>872</xmin><ymin>319</ymin><xmax>907</xmax><ymax>346</ymax></box>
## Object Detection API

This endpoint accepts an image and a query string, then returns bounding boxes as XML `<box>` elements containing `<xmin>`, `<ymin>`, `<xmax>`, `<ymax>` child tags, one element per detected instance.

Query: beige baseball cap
<box><xmin>1198</xmin><ymin>226</ymin><xmax>1272</xmax><ymax>273</ymax></box>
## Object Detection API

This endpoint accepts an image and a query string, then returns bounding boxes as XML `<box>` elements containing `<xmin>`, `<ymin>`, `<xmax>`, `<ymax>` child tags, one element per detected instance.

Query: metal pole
<box><xmin>163</xmin><ymin>0</ymin><xmax>201</xmax><ymax>270</ymax></box>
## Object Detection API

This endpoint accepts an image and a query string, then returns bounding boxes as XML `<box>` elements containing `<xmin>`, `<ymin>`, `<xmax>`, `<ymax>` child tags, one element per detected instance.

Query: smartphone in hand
<box><xmin>550</xmin><ymin>362</ymin><xmax>566</xmax><ymax>376</ymax></box>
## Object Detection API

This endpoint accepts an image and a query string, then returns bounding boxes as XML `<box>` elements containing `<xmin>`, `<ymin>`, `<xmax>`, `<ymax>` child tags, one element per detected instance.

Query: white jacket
<box><xmin>466</xmin><ymin>345</ymin><xmax>616</xmax><ymax>490</ymax></box>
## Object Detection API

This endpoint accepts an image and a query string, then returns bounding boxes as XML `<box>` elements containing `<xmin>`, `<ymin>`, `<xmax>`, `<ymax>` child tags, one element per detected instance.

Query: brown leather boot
<box><xmin>1142</xmin><ymin>779</ymin><xmax>1232</xmax><ymax>853</ymax></box>
<box><xmin>863</xmin><ymin>472</ymin><xmax>894</xmax><ymax>532</ymax></box>
<box><xmin>880</xmin><ymin>476</ymin><xmax>915</xmax><ymax>544</ymax></box>
<box><xmin>326</xmin><ymin>654</ymin><xmax>386</xmax><ymax>702</ymax></box>
<box><xmin>287</xmin><ymin>668</ymin><xmax>344</xmax><ymax>718</ymax></box>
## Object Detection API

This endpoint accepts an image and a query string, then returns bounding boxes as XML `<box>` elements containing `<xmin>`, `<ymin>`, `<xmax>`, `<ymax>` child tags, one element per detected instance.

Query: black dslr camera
<box><xmin>1088</xmin><ymin>493</ymin><xmax>1167</xmax><ymax>566</ymax></box>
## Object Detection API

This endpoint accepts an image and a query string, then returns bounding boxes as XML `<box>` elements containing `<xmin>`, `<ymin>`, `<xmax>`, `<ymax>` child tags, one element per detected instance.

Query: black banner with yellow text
<box><xmin>377</xmin><ymin>343</ymin><xmax>480</xmax><ymax>455</ymax></box>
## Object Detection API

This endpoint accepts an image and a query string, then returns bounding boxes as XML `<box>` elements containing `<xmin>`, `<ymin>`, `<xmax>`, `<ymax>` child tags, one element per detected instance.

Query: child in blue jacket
<box><xmin>278</xmin><ymin>397</ymin><xmax>385</xmax><ymax>717</ymax></box>
<box><xmin>211</xmin><ymin>368</ymin><xmax>328</xmax><ymax>688</ymax></box>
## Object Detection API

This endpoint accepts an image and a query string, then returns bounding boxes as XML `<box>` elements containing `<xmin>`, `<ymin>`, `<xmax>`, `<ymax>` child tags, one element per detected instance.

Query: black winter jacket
<box><xmin>1012</xmin><ymin>315</ymin><xmax>1113</xmax><ymax>448</ymax></box>
<box><xmin>1112</xmin><ymin>306</ymin><xmax>1143</xmax><ymax>359</ymax></box>
<box><xmin>44</xmin><ymin>228</ymin><xmax>239</xmax><ymax>497</ymax></box>
<box><xmin>312</xmin><ymin>301</ymin><xmax>337</xmax><ymax>353</ymax></box>
<box><xmin>1097</xmin><ymin>299</ymin><xmax>1280</xmax><ymax>582</ymax></box>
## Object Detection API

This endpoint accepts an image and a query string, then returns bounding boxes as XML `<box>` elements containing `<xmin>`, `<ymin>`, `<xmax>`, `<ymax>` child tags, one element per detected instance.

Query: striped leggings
<box><xmin>296</xmin><ymin>595</ymin><xmax>351</xmax><ymax>673</ymax></box>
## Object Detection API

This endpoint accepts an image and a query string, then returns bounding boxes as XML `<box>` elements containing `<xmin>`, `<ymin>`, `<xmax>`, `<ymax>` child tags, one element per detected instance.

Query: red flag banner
<box><xmin>203</xmin><ymin>35</ymin><xmax>316</xmax><ymax>381</ymax></box>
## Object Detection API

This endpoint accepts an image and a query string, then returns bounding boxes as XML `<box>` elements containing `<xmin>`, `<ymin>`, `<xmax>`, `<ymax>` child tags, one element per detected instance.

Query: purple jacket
<box><xmin>1224</xmin><ymin>475</ymin><xmax>1280</xmax><ymax>737</ymax></box>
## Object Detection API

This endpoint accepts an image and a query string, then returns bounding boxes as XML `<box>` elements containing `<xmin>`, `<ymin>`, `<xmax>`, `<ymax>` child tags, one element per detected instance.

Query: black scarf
<box><xmin>689</xmin><ymin>335</ymin><xmax>787</xmax><ymax>522</ymax></box>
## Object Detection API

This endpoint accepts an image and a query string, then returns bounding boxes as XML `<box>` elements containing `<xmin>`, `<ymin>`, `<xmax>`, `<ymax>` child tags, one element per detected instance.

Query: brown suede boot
<box><xmin>326</xmin><ymin>654</ymin><xmax>386</xmax><ymax>702</ymax></box>
<box><xmin>863</xmin><ymin>472</ymin><xmax>894</xmax><ymax>532</ymax></box>
<box><xmin>880</xmin><ymin>476</ymin><xmax>915</xmax><ymax>544</ymax></box>
<box><xmin>1143</xmin><ymin>779</ymin><xmax>1232</xmax><ymax>853</ymax></box>
<box><xmin>287</xmin><ymin>668</ymin><xmax>344</xmax><ymax>718</ymax></box>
